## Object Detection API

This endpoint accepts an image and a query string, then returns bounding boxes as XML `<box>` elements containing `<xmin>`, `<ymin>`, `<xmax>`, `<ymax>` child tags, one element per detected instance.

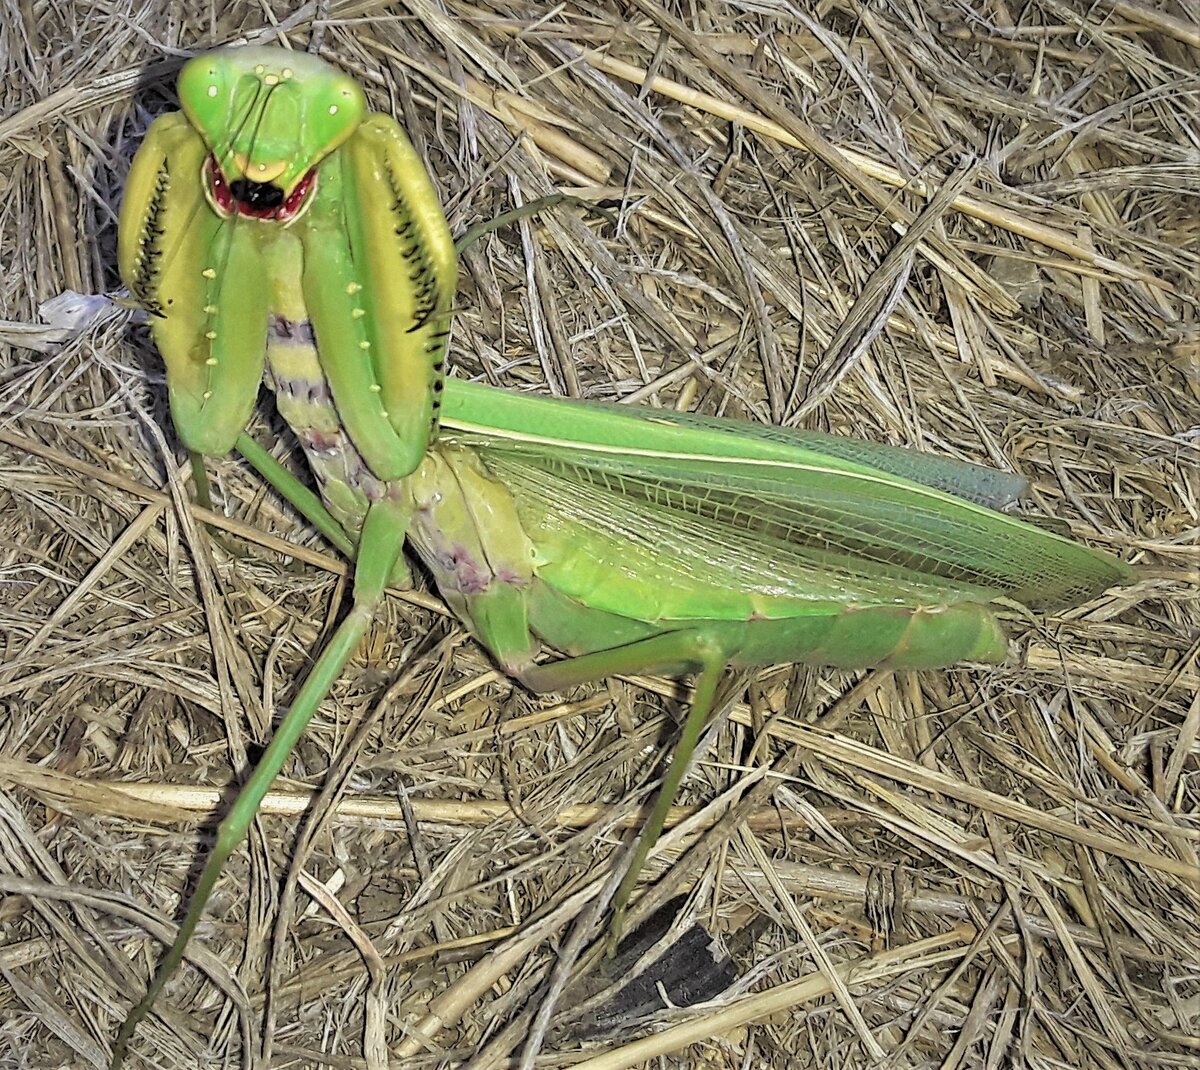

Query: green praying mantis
<box><xmin>110</xmin><ymin>44</ymin><xmax>1133</xmax><ymax>1065</ymax></box>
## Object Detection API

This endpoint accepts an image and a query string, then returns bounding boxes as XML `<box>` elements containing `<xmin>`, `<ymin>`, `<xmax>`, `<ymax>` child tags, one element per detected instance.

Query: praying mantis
<box><xmin>110</xmin><ymin>44</ymin><xmax>1133</xmax><ymax>1065</ymax></box>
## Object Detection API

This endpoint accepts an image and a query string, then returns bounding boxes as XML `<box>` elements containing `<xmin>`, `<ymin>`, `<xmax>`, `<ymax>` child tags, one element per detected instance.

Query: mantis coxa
<box><xmin>111</xmin><ymin>44</ymin><xmax>1133</xmax><ymax>1066</ymax></box>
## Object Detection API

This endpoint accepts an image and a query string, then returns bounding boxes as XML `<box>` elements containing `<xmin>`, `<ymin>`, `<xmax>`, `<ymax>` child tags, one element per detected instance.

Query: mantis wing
<box><xmin>439</xmin><ymin>376</ymin><xmax>1030</xmax><ymax>508</ymax></box>
<box><xmin>437</xmin><ymin>380</ymin><xmax>1132</xmax><ymax>616</ymax></box>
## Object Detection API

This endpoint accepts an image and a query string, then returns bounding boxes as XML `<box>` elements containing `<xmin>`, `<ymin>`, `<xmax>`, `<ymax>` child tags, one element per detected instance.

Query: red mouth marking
<box><xmin>207</xmin><ymin>155</ymin><xmax>316</xmax><ymax>222</ymax></box>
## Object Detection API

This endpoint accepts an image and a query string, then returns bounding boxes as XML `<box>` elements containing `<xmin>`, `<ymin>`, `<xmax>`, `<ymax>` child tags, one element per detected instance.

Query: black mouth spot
<box><xmin>206</xmin><ymin>156</ymin><xmax>316</xmax><ymax>222</ymax></box>
<box><xmin>229</xmin><ymin>178</ymin><xmax>285</xmax><ymax>212</ymax></box>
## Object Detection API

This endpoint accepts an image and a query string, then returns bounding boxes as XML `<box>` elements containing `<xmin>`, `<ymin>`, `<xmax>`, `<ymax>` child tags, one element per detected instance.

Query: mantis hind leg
<box><xmin>517</xmin><ymin>630</ymin><xmax>730</xmax><ymax>948</ymax></box>
<box><xmin>412</xmin><ymin>451</ymin><xmax>731</xmax><ymax>944</ymax></box>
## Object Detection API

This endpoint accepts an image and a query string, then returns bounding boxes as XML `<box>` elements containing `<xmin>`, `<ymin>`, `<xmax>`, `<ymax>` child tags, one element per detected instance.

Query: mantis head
<box><xmin>178</xmin><ymin>47</ymin><xmax>366</xmax><ymax>224</ymax></box>
<box><xmin>119</xmin><ymin>44</ymin><xmax>456</xmax><ymax>469</ymax></box>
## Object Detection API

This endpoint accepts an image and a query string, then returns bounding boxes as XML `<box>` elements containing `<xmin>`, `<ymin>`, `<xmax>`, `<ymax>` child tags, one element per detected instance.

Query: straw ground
<box><xmin>1</xmin><ymin>3</ymin><xmax>1196</xmax><ymax>1068</ymax></box>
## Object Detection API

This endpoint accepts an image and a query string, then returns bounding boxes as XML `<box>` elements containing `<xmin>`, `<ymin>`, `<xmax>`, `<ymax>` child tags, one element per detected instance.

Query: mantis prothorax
<box><xmin>112</xmin><ymin>44</ymin><xmax>1133</xmax><ymax>1066</ymax></box>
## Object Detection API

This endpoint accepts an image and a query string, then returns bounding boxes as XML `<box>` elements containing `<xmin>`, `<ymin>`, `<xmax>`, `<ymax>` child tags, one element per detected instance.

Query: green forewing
<box><xmin>439</xmin><ymin>377</ymin><xmax>1030</xmax><ymax>508</ymax></box>
<box><xmin>437</xmin><ymin>381</ymin><xmax>1132</xmax><ymax>615</ymax></box>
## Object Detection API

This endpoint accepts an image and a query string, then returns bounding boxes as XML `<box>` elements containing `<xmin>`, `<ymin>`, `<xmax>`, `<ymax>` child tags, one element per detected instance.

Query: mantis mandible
<box><xmin>111</xmin><ymin>44</ymin><xmax>1133</xmax><ymax>1066</ymax></box>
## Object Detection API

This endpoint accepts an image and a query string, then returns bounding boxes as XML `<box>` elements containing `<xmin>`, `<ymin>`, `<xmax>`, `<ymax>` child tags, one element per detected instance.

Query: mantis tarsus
<box><xmin>111</xmin><ymin>44</ymin><xmax>1133</xmax><ymax>1066</ymax></box>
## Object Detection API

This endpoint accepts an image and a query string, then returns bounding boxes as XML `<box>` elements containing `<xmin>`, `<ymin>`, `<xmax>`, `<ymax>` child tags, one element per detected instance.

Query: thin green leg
<box><xmin>608</xmin><ymin>657</ymin><xmax>722</xmax><ymax>947</ymax></box>
<box><xmin>519</xmin><ymin>631</ymin><xmax>727</xmax><ymax>948</ymax></box>
<box><xmin>235</xmin><ymin>432</ymin><xmax>355</xmax><ymax>558</ymax></box>
<box><xmin>110</xmin><ymin>498</ymin><xmax>408</xmax><ymax>1069</ymax></box>
<box><xmin>188</xmin><ymin>451</ymin><xmax>215</xmax><ymax>514</ymax></box>
<box><xmin>453</xmin><ymin>194</ymin><xmax>617</xmax><ymax>254</ymax></box>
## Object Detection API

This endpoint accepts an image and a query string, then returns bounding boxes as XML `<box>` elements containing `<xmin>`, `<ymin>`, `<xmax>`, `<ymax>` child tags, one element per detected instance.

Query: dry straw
<box><xmin>0</xmin><ymin>2</ymin><xmax>1196</xmax><ymax>1069</ymax></box>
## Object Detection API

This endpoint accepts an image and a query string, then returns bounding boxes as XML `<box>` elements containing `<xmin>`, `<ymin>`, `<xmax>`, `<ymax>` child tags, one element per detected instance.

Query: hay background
<box><xmin>1</xmin><ymin>2</ymin><xmax>1197</xmax><ymax>1068</ymax></box>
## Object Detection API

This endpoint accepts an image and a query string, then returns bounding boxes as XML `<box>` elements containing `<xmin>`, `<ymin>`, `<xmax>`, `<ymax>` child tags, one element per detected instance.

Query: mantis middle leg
<box><xmin>111</xmin><ymin>496</ymin><xmax>409</xmax><ymax>1067</ymax></box>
